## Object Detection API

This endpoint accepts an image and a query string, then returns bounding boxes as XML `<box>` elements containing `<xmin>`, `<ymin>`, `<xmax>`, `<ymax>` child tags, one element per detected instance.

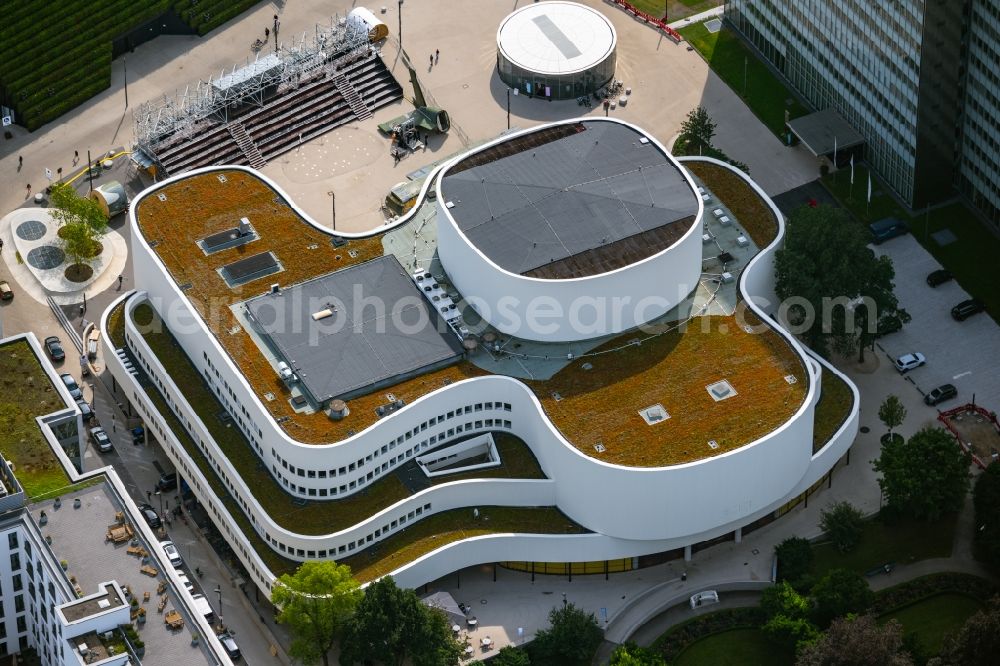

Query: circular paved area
<box><xmin>16</xmin><ymin>219</ymin><xmax>47</xmax><ymax>241</ymax></box>
<box><xmin>27</xmin><ymin>245</ymin><xmax>65</xmax><ymax>270</ymax></box>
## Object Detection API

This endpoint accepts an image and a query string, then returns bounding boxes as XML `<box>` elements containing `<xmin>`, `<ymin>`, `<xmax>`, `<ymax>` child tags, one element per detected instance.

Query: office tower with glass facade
<box><xmin>725</xmin><ymin>0</ymin><xmax>984</xmax><ymax>217</ymax></box>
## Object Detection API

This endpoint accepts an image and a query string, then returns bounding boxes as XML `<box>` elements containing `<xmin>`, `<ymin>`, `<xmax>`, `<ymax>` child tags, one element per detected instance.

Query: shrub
<box><xmin>775</xmin><ymin>536</ymin><xmax>814</xmax><ymax>588</ymax></box>
<box><xmin>820</xmin><ymin>501</ymin><xmax>865</xmax><ymax>552</ymax></box>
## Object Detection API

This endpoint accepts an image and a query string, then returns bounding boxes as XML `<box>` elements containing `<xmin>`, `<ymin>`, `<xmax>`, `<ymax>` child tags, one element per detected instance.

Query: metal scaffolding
<box><xmin>133</xmin><ymin>12</ymin><xmax>371</xmax><ymax>171</ymax></box>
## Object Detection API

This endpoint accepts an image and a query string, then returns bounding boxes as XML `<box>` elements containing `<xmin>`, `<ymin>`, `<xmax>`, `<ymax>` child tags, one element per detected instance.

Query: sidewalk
<box><xmin>668</xmin><ymin>5</ymin><xmax>724</xmax><ymax>30</ymax></box>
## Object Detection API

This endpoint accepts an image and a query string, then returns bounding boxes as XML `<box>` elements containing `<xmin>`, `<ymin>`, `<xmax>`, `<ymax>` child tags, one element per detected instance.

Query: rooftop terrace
<box><xmin>134</xmin><ymin>161</ymin><xmax>807</xmax><ymax>466</ymax></box>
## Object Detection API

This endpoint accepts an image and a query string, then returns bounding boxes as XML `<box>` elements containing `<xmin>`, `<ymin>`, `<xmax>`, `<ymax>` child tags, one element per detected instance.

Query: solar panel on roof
<box><xmin>202</xmin><ymin>227</ymin><xmax>244</xmax><ymax>251</ymax></box>
<box><xmin>223</xmin><ymin>251</ymin><xmax>279</xmax><ymax>281</ymax></box>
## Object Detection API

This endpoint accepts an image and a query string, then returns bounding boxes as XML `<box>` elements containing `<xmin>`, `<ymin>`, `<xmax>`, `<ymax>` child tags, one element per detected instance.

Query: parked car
<box><xmin>951</xmin><ymin>298</ymin><xmax>986</xmax><ymax>321</ymax></box>
<box><xmin>59</xmin><ymin>373</ymin><xmax>83</xmax><ymax>400</ymax></box>
<box><xmin>869</xmin><ymin>217</ymin><xmax>909</xmax><ymax>244</ymax></box>
<box><xmin>176</xmin><ymin>571</ymin><xmax>194</xmax><ymax>593</ymax></box>
<box><xmin>926</xmin><ymin>269</ymin><xmax>954</xmax><ymax>287</ymax></box>
<box><xmin>160</xmin><ymin>540</ymin><xmax>183</xmax><ymax>569</ymax></box>
<box><xmin>138</xmin><ymin>503</ymin><xmax>161</xmax><ymax>529</ymax></box>
<box><xmin>0</xmin><ymin>280</ymin><xmax>12</xmax><ymax>301</ymax></box>
<box><xmin>925</xmin><ymin>384</ymin><xmax>958</xmax><ymax>406</ymax></box>
<box><xmin>156</xmin><ymin>472</ymin><xmax>177</xmax><ymax>492</ymax></box>
<box><xmin>894</xmin><ymin>352</ymin><xmax>926</xmax><ymax>373</ymax></box>
<box><xmin>131</xmin><ymin>425</ymin><xmax>145</xmax><ymax>445</ymax></box>
<box><xmin>190</xmin><ymin>593</ymin><xmax>215</xmax><ymax>624</ymax></box>
<box><xmin>218</xmin><ymin>632</ymin><xmax>241</xmax><ymax>661</ymax></box>
<box><xmin>76</xmin><ymin>400</ymin><xmax>94</xmax><ymax>422</ymax></box>
<box><xmin>89</xmin><ymin>426</ymin><xmax>112</xmax><ymax>453</ymax></box>
<box><xmin>43</xmin><ymin>336</ymin><xmax>65</xmax><ymax>362</ymax></box>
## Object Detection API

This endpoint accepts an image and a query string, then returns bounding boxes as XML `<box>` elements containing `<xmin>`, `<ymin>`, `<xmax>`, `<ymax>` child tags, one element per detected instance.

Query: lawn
<box><xmin>812</xmin><ymin>513</ymin><xmax>957</xmax><ymax>576</ymax></box>
<box><xmin>822</xmin><ymin>165</ymin><xmax>1000</xmax><ymax>322</ymax></box>
<box><xmin>673</xmin><ymin>628</ymin><xmax>792</xmax><ymax>666</ymax></box>
<box><xmin>679</xmin><ymin>22</ymin><xmax>808</xmax><ymax>138</ymax></box>
<box><xmin>880</xmin><ymin>593</ymin><xmax>983</xmax><ymax>655</ymax></box>
<box><xmin>812</xmin><ymin>368</ymin><xmax>854</xmax><ymax>454</ymax></box>
<box><xmin>628</xmin><ymin>0</ymin><xmax>721</xmax><ymax>22</ymax></box>
<box><xmin>0</xmin><ymin>340</ymin><xmax>73</xmax><ymax>498</ymax></box>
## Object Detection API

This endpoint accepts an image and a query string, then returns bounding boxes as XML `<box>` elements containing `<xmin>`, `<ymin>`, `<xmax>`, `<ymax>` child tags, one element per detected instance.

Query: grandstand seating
<box><xmin>152</xmin><ymin>54</ymin><xmax>403</xmax><ymax>176</ymax></box>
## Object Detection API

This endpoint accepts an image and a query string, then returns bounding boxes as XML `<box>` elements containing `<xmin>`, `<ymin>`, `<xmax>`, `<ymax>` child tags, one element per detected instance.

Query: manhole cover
<box><xmin>27</xmin><ymin>245</ymin><xmax>65</xmax><ymax>270</ymax></box>
<box><xmin>16</xmin><ymin>219</ymin><xmax>47</xmax><ymax>241</ymax></box>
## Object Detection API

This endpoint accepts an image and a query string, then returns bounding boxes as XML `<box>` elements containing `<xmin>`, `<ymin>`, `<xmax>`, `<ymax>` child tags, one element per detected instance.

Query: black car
<box><xmin>926</xmin><ymin>269</ymin><xmax>954</xmax><ymax>287</ymax></box>
<box><xmin>138</xmin><ymin>503</ymin><xmax>161</xmax><ymax>529</ymax></box>
<box><xmin>76</xmin><ymin>400</ymin><xmax>94</xmax><ymax>421</ymax></box>
<box><xmin>951</xmin><ymin>299</ymin><xmax>986</xmax><ymax>321</ymax></box>
<box><xmin>218</xmin><ymin>632</ymin><xmax>241</xmax><ymax>661</ymax></box>
<box><xmin>925</xmin><ymin>384</ymin><xmax>958</xmax><ymax>406</ymax></box>
<box><xmin>59</xmin><ymin>373</ymin><xmax>83</xmax><ymax>400</ymax></box>
<box><xmin>44</xmin><ymin>336</ymin><xmax>65</xmax><ymax>362</ymax></box>
<box><xmin>156</xmin><ymin>472</ymin><xmax>177</xmax><ymax>492</ymax></box>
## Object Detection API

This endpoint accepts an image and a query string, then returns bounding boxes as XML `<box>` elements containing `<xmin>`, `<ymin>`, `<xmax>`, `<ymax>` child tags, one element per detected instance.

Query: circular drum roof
<box><xmin>497</xmin><ymin>2</ymin><xmax>616</xmax><ymax>76</ymax></box>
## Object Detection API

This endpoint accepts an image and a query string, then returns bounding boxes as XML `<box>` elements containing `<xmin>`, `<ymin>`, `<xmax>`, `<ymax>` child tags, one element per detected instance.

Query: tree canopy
<box><xmin>271</xmin><ymin>561</ymin><xmax>361</xmax><ymax>666</ymax></box>
<box><xmin>973</xmin><ymin>463</ymin><xmax>1000</xmax><ymax>566</ymax></box>
<box><xmin>809</xmin><ymin>569</ymin><xmax>874</xmax><ymax>627</ymax></box>
<box><xmin>678</xmin><ymin>106</ymin><xmax>717</xmax><ymax>154</ymax></box>
<box><xmin>491</xmin><ymin>646</ymin><xmax>532</xmax><ymax>666</ymax></box>
<box><xmin>609</xmin><ymin>643</ymin><xmax>666</xmax><ymax>665</ymax></box>
<box><xmin>339</xmin><ymin>576</ymin><xmax>462</xmax><ymax>666</ymax></box>
<box><xmin>761</xmin><ymin>581</ymin><xmax>819</xmax><ymax>653</ymax></box>
<box><xmin>873</xmin><ymin>426</ymin><xmax>970</xmax><ymax>521</ymax></box>
<box><xmin>820</xmin><ymin>501</ymin><xmax>865</xmax><ymax>553</ymax></box>
<box><xmin>50</xmin><ymin>182</ymin><xmax>108</xmax><ymax>233</ymax></box>
<box><xmin>879</xmin><ymin>395</ymin><xmax>907</xmax><ymax>438</ymax></box>
<box><xmin>931</xmin><ymin>595</ymin><xmax>1000</xmax><ymax>666</ymax></box>
<box><xmin>774</xmin><ymin>204</ymin><xmax>908</xmax><ymax>359</ymax></box>
<box><xmin>797</xmin><ymin>614</ymin><xmax>913</xmax><ymax>666</ymax></box>
<box><xmin>775</xmin><ymin>537</ymin><xmax>814</xmax><ymax>589</ymax></box>
<box><xmin>527</xmin><ymin>602</ymin><xmax>604</xmax><ymax>666</ymax></box>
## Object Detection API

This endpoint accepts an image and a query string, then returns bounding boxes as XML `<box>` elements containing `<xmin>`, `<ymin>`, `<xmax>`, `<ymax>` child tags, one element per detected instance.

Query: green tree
<box><xmin>820</xmin><ymin>501</ymin><xmax>865</xmax><ymax>553</ymax></box>
<box><xmin>932</xmin><ymin>596</ymin><xmax>1000</xmax><ymax>666</ymax></box>
<box><xmin>873</xmin><ymin>427</ymin><xmax>970</xmax><ymax>521</ymax></box>
<box><xmin>798</xmin><ymin>614</ymin><xmax>913</xmax><ymax>666</ymax></box>
<box><xmin>340</xmin><ymin>576</ymin><xmax>462</xmax><ymax>666</ymax></box>
<box><xmin>59</xmin><ymin>222</ymin><xmax>99</xmax><ymax>268</ymax></box>
<box><xmin>774</xmin><ymin>204</ymin><xmax>908</xmax><ymax>360</ymax></box>
<box><xmin>527</xmin><ymin>602</ymin><xmax>603</xmax><ymax>666</ymax></box>
<box><xmin>762</xmin><ymin>614</ymin><xmax>821</xmax><ymax>654</ymax></box>
<box><xmin>809</xmin><ymin>569</ymin><xmax>874</xmax><ymax>627</ymax></box>
<box><xmin>761</xmin><ymin>581</ymin><xmax>811</xmax><ymax>621</ymax></box>
<box><xmin>609</xmin><ymin>643</ymin><xmax>666</xmax><ymax>665</ymax></box>
<box><xmin>879</xmin><ymin>395</ymin><xmax>907</xmax><ymax>440</ymax></box>
<box><xmin>678</xmin><ymin>105</ymin><xmax>717</xmax><ymax>154</ymax></box>
<box><xmin>492</xmin><ymin>646</ymin><xmax>532</xmax><ymax>666</ymax></box>
<box><xmin>775</xmin><ymin>537</ymin><xmax>814</xmax><ymax>589</ymax></box>
<box><xmin>973</xmin><ymin>463</ymin><xmax>1000</xmax><ymax>566</ymax></box>
<box><xmin>50</xmin><ymin>182</ymin><xmax>108</xmax><ymax>234</ymax></box>
<box><xmin>270</xmin><ymin>561</ymin><xmax>361</xmax><ymax>666</ymax></box>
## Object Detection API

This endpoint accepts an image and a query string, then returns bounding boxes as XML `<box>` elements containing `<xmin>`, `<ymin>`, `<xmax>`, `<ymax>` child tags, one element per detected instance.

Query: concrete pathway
<box><xmin>668</xmin><ymin>5</ymin><xmax>725</xmax><ymax>30</ymax></box>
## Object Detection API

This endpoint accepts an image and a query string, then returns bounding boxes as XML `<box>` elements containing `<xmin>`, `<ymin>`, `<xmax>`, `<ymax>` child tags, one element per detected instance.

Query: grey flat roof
<box><xmin>787</xmin><ymin>108</ymin><xmax>865</xmax><ymax>156</ymax></box>
<box><xmin>243</xmin><ymin>255</ymin><xmax>464</xmax><ymax>403</ymax></box>
<box><xmin>440</xmin><ymin>121</ymin><xmax>698</xmax><ymax>278</ymax></box>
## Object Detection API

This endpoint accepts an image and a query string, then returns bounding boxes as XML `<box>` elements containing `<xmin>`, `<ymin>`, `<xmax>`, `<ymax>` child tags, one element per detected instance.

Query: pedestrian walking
<box><xmin>0</xmin><ymin>239</ymin><xmax>4</xmax><ymax>251</ymax></box>
<box><xmin>74</xmin><ymin>150</ymin><xmax>79</xmax><ymax>164</ymax></box>
<box><xmin>435</xmin><ymin>49</ymin><xmax>439</xmax><ymax>64</ymax></box>
<box><xmin>265</xmin><ymin>27</ymin><xmax>270</xmax><ymax>39</ymax></box>
<box><xmin>117</xmin><ymin>274</ymin><xmax>124</xmax><ymax>290</ymax></box>
<box><xmin>57</xmin><ymin>167</ymin><xmax>62</xmax><ymax>179</ymax></box>
<box><xmin>26</xmin><ymin>183</ymin><xmax>30</xmax><ymax>192</ymax></box>
<box><xmin>430</xmin><ymin>54</ymin><xmax>433</xmax><ymax>66</ymax></box>
<box><xmin>147</xmin><ymin>491</ymin><xmax>152</xmax><ymax>502</ymax></box>
<box><xmin>18</xmin><ymin>155</ymin><xmax>22</xmax><ymax>169</ymax></box>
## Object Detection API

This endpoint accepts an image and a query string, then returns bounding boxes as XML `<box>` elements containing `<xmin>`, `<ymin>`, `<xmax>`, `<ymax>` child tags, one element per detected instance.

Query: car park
<box><xmin>869</xmin><ymin>217</ymin><xmax>909</xmax><ymax>244</ymax></box>
<box><xmin>926</xmin><ymin>269</ymin><xmax>953</xmax><ymax>287</ymax></box>
<box><xmin>138</xmin><ymin>503</ymin><xmax>161</xmax><ymax>529</ymax></box>
<box><xmin>924</xmin><ymin>383</ymin><xmax>958</xmax><ymax>406</ymax></box>
<box><xmin>951</xmin><ymin>298</ymin><xmax>986</xmax><ymax>321</ymax></box>
<box><xmin>156</xmin><ymin>472</ymin><xmax>177</xmax><ymax>492</ymax></box>
<box><xmin>160</xmin><ymin>540</ymin><xmax>183</xmax><ymax>568</ymax></box>
<box><xmin>218</xmin><ymin>632</ymin><xmax>241</xmax><ymax>661</ymax></box>
<box><xmin>59</xmin><ymin>373</ymin><xmax>83</xmax><ymax>400</ymax></box>
<box><xmin>894</xmin><ymin>352</ymin><xmax>926</xmax><ymax>373</ymax></box>
<box><xmin>89</xmin><ymin>426</ymin><xmax>112</xmax><ymax>453</ymax></box>
<box><xmin>0</xmin><ymin>280</ymin><xmax>12</xmax><ymax>301</ymax></box>
<box><xmin>44</xmin><ymin>336</ymin><xmax>65</xmax><ymax>362</ymax></box>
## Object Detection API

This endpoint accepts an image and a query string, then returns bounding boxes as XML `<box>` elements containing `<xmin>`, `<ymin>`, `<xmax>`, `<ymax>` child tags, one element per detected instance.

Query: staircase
<box><xmin>227</xmin><ymin>121</ymin><xmax>267</xmax><ymax>169</ymax></box>
<box><xmin>333</xmin><ymin>72</ymin><xmax>372</xmax><ymax>120</ymax></box>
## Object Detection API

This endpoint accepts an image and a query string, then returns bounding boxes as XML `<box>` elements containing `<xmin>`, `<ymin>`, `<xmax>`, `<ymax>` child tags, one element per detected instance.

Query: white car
<box><xmin>176</xmin><ymin>572</ymin><xmax>194</xmax><ymax>593</ymax></box>
<box><xmin>894</xmin><ymin>352</ymin><xmax>926</xmax><ymax>373</ymax></box>
<box><xmin>160</xmin><ymin>540</ymin><xmax>183</xmax><ymax>569</ymax></box>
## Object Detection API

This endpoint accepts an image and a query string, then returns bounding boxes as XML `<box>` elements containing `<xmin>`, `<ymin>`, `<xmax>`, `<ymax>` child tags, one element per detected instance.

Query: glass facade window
<box><xmin>497</xmin><ymin>50</ymin><xmax>616</xmax><ymax>100</ymax></box>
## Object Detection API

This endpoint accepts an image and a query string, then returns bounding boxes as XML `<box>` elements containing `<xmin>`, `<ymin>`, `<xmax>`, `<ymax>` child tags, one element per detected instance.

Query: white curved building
<box><xmin>496</xmin><ymin>2</ymin><xmax>617</xmax><ymax>99</ymax></box>
<box><xmin>100</xmin><ymin>118</ymin><xmax>859</xmax><ymax>597</ymax></box>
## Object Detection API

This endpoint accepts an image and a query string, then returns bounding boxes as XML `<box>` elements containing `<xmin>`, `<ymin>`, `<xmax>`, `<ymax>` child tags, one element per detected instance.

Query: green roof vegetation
<box><xmin>129</xmin><ymin>300</ymin><xmax>548</xmax><ymax>521</ymax></box>
<box><xmin>685</xmin><ymin>161</ymin><xmax>778</xmax><ymax>247</ymax></box>
<box><xmin>0</xmin><ymin>1</ymin><xmax>265</xmax><ymax>130</ymax></box>
<box><xmin>812</xmin><ymin>368</ymin><xmax>854</xmax><ymax>454</ymax></box>
<box><xmin>341</xmin><ymin>506</ymin><xmax>586</xmax><ymax>583</ymax></box>
<box><xmin>0</xmin><ymin>340</ymin><xmax>73</xmax><ymax>498</ymax></box>
<box><xmin>678</xmin><ymin>22</ymin><xmax>808</xmax><ymax>138</ymax></box>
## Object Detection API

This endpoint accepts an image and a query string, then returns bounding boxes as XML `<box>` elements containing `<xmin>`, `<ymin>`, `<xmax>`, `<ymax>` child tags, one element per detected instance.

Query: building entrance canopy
<box><xmin>787</xmin><ymin>108</ymin><xmax>865</xmax><ymax>157</ymax></box>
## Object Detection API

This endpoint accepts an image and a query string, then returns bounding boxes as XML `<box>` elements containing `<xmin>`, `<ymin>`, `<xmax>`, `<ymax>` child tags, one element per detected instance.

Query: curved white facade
<box><xmin>104</xmin><ymin>154</ymin><xmax>859</xmax><ymax>597</ymax></box>
<box><xmin>435</xmin><ymin>118</ymin><xmax>704</xmax><ymax>343</ymax></box>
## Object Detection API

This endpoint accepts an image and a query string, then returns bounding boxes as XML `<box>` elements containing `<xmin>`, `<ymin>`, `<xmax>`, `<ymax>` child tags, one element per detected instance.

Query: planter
<box><xmin>60</xmin><ymin>560</ymin><xmax>68</xmax><ymax>571</ymax></box>
<box><xmin>135</xmin><ymin>646</ymin><xmax>145</xmax><ymax>659</ymax></box>
<box><xmin>880</xmin><ymin>432</ymin><xmax>904</xmax><ymax>446</ymax></box>
<box><xmin>54</xmin><ymin>497</ymin><xmax>62</xmax><ymax>509</ymax></box>
<box><xmin>73</xmin><ymin>498</ymin><xmax>82</xmax><ymax>509</ymax></box>
<box><xmin>39</xmin><ymin>514</ymin><xmax>47</xmax><ymax>527</ymax></box>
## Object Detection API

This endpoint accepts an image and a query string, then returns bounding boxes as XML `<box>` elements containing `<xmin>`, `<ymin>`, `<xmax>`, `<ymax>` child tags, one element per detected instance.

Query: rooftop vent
<box><xmin>312</xmin><ymin>307</ymin><xmax>335</xmax><ymax>321</ymax></box>
<box><xmin>238</xmin><ymin>217</ymin><xmax>251</xmax><ymax>236</ymax></box>
<box><xmin>217</xmin><ymin>174</ymin><xmax>228</xmax><ymax>183</ymax></box>
<box><xmin>784</xmin><ymin>375</ymin><xmax>798</xmax><ymax>384</ymax></box>
<box><xmin>328</xmin><ymin>399</ymin><xmax>350</xmax><ymax>421</ymax></box>
<box><xmin>157</xmin><ymin>193</ymin><xmax>167</xmax><ymax>201</ymax></box>
<box><xmin>707</xmin><ymin>380</ymin><xmax>737</xmax><ymax>401</ymax></box>
<box><xmin>708</xmin><ymin>439</ymin><xmax>720</xmax><ymax>449</ymax></box>
<box><xmin>277</xmin><ymin>361</ymin><xmax>295</xmax><ymax>383</ymax></box>
<box><xmin>639</xmin><ymin>404</ymin><xmax>669</xmax><ymax>425</ymax></box>
<box><xmin>594</xmin><ymin>442</ymin><xmax>606</xmax><ymax>453</ymax></box>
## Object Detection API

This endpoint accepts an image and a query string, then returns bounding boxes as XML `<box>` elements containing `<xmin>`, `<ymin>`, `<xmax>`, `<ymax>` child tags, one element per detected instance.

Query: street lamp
<box><xmin>398</xmin><ymin>0</ymin><xmax>404</xmax><ymax>47</ymax></box>
<box><xmin>328</xmin><ymin>190</ymin><xmax>336</xmax><ymax>230</ymax></box>
<box><xmin>215</xmin><ymin>585</ymin><xmax>223</xmax><ymax>626</ymax></box>
<box><xmin>154</xmin><ymin>490</ymin><xmax>163</xmax><ymax>517</ymax></box>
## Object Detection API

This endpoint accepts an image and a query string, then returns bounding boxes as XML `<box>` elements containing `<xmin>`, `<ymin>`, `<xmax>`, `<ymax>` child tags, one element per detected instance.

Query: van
<box><xmin>190</xmin><ymin>593</ymin><xmax>215</xmax><ymax>624</ymax></box>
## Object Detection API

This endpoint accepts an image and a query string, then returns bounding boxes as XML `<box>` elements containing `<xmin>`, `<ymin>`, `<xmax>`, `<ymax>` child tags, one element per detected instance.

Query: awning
<box><xmin>787</xmin><ymin>108</ymin><xmax>865</xmax><ymax>157</ymax></box>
